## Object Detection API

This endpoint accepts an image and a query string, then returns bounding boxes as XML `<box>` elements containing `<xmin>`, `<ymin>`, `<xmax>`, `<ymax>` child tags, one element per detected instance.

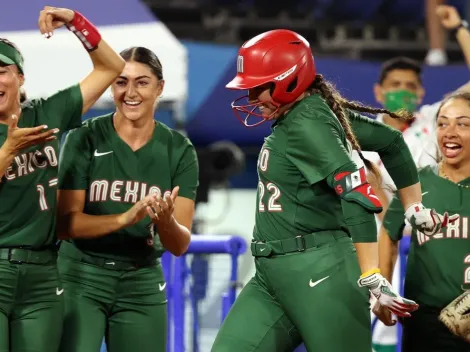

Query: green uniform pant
<box><xmin>212</xmin><ymin>234</ymin><xmax>371</xmax><ymax>352</ymax></box>
<box><xmin>58</xmin><ymin>249</ymin><xmax>167</xmax><ymax>352</ymax></box>
<box><xmin>402</xmin><ymin>305</ymin><xmax>470</xmax><ymax>352</ymax></box>
<box><xmin>0</xmin><ymin>252</ymin><xmax>63</xmax><ymax>352</ymax></box>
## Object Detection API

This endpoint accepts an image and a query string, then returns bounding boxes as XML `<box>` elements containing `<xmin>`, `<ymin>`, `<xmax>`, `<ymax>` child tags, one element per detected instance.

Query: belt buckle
<box><xmin>8</xmin><ymin>249</ymin><xmax>23</xmax><ymax>264</ymax></box>
<box><xmin>295</xmin><ymin>235</ymin><xmax>306</xmax><ymax>252</ymax></box>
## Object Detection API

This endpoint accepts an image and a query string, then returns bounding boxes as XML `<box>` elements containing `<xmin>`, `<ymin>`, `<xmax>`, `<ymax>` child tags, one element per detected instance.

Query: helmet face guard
<box><xmin>225</xmin><ymin>29</ymin><xmax>316</xmax><ymax>128</ymax></box>
<box><xmin>231</xmin><ymin>95</ymin><xmax>280</xmax><ymax>128</ymax></box>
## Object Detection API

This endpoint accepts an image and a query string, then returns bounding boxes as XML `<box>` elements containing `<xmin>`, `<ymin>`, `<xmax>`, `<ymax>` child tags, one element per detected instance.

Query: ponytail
<box><xmin>309</xmin><ymin>74</ymin><xmax>388</xmax><ymax>187</ymax></box>
<box><xmin>19</xmin><ymin>87</ymin><xmax>27</xmax><ymax>103</ymax></box>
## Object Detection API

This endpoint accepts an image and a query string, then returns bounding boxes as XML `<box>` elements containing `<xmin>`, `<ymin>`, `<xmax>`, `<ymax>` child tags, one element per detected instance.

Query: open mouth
<box><xmin>443</xmin><ymin>142</ymin><xmax>462</xmax><ymax>158</ymax></box>
<box><xmin>124</xmin><ymin>100</ymin><xmax>142</xmax><ymax>108</ymax></box>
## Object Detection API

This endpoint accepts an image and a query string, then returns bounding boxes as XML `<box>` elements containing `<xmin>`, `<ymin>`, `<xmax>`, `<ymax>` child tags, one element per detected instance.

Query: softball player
<box><xmin>57</xmin><ymin>47</ymin><xmax>199</xmax><ymax>352</ymax></box>
<box><xmin>378</xmin><ymin>91</ymin><xmax>470</xmax><ymax>351</ymax></box>
<box><xmin>210</xmin><ymin>29</ymin><xmax>455</xmax><ymax>351</ymax></box>
<box><xmin>358</xmin><ymin>6</ymin><xmax>470</xmax><ymax>349</ymax></box>
<box><xmin>0</xmin><ymin>6</ymin><xmax>124</xmax><ymax>352</ymax></box>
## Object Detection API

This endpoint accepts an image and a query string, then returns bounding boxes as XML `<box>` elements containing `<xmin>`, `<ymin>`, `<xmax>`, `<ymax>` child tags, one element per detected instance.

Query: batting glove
<box><xmin>358</xmin><ymin>269</ymin><xmax>419</xmax><ymax>317</ymax></box>
<box><xmin>405</xmin><ymin>202</ymin><xmax>459</xmax><ymax>237</ymax></box>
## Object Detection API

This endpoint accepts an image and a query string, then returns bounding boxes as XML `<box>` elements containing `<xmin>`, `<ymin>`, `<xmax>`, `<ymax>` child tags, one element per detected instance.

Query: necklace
<box><xmin>439</xmin><ymin>162</ymin><xmax>470</xmax><ymax>189</ymax></box>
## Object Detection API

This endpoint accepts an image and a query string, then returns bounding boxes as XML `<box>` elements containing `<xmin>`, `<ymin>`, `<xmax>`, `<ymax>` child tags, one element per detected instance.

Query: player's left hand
<box><xmin>439</xmin><ymin>291</ymin><xmax>470</xmax><ymax>342</ymax></box>
<box><xmin>146</xmin><ymin>186</ymin><xmax>179</xmax><ymax>228</ymax></box>
<box><xmin>38</xmin><ymin>6</ymin><xmax>75</xmax><ymax>38</ymax></box>
<box><xmin>358</xmin><ymin>270</ymin><xmax>419</xmax><ymax>318</ymax></box>
<box><xmin>405</xmin><ymin>202</ymin><xmax>459</xmax><ymax>237</ymax></box>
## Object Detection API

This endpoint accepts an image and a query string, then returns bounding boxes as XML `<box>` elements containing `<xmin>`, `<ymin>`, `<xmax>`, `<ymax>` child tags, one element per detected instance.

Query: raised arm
<box><xmin>436</xmin><ymin>5</ymin><xmax>470</xmax><ymax>92</ymax></box>
<box><xmin>38</xmin><ymin>6</ymin><xmax>125</xmax><ymax>115</ymax></box>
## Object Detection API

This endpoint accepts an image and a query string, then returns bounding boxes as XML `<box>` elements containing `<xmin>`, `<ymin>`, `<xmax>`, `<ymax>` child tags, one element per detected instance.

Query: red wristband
<box><xmin>66</xmin><ymin>11</ymin><xmax>102</xmax><ymax>52</ymax></box>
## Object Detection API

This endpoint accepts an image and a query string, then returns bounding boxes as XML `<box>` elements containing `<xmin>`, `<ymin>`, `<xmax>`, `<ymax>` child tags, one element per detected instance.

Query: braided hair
<box><xmin>309</xmin><ymin>74</ymin><xmax>414</xmax><ymax>186</ymax></box>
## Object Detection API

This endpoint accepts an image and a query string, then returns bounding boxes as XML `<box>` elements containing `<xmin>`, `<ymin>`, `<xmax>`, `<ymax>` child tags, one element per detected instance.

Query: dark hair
<box><xmin>437</xmin><ymin>91</ymin><xmax>470</xmax><ymax>116</ymax></box>
<box><xmin>120</xmin><ymin>47</ymin><xmax>163</xmax><ymax>80</ymax></box>
<box><xmin>0</xmin><ymin>38</ymin><xmax>27</xmax><ymax>103</ymax></box>
<box><xmin>378</xmin><ymin>57</ymin><xmax>422</xmax><ymax>85</ymax></box>
<box><xmin>309</xmin><ymin>74</ymin><xmax>414</xmax><ymax>186</ymax></box>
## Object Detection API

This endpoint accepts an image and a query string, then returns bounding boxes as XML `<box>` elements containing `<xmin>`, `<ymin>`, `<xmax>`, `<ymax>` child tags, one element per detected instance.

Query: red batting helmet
<box><xmin>226</xmin><ymin>29</ymin><xmax>316</xmax><ymax>127</ymax></box>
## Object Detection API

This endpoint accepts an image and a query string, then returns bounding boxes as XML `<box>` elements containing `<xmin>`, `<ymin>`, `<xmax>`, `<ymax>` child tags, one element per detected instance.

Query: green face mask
<box><xmin>383</xmin><ymin>90</ymin><xmax>418</xmax><ymax>113</ymax></box>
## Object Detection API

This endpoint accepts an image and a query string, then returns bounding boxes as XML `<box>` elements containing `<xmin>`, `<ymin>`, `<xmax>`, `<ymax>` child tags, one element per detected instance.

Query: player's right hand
<box><xmin>38</xmin><ymin>6</ymin><xmax>75</xmax><ymax>38</ymax></box>
<box><xmin>3</xmin><ymin>114</ymin><xmax>59</xmax><ymax>155</ymax></box>
<box><xmin>118</xmin><ymin>193</ymin><xmax>157</xmax><ymax>227</ymax></box>
<box><xmin>372</xmin><ymin>300</ymin><xmax>396</xmax><ymax>326</ymax></box>
<box><xmin>358</xmin><ymin>269</ymin><xmax>418</xmax><ymax>318</ymax></box>
<box><xmin>405</xmin><ymin>202</ymin><xmax>459</xmax><ymax>237</ymax></box>
<box><xmin>436</xmin><ymin>5</ymin><xmax>462</xmax><ymax>30</ymax></box>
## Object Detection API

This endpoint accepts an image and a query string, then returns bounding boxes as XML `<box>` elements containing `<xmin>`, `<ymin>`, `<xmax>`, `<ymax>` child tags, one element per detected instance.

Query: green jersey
<box><xmin>254</xmin><ymin>95</ymin><xmax>351</xmax><ymax>242</ymax></box>
<box><xmin>0</xmin><ymin>85</ymin><xmax>83</xmax><ymax>249</ymax></box>
<box><xmin>254</xmin><ymin>94</ymin><xmax>418</xmax><ymax>243</ymax></box>
<box><xmin>58</xmin><ymin>114</ymin><xmax>199</xmax><ymax>262</ymax></box>
<box><xmin>384</xmin><ymin>166</ymin><xmax>470</xmax><ymax>308</ymax></box>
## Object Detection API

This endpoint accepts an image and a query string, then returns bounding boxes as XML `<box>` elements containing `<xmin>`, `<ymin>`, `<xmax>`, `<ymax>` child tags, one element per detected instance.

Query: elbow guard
<box><xmin>333</xmin><ymin>167</ymin><xmax>383</xmax><ymax>214</ymax></box>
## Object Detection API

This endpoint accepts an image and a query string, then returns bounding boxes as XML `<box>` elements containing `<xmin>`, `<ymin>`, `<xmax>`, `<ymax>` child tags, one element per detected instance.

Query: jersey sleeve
<box><xmin>286</xmin><ymin>110</ymin><xmax>352</xmax><ymax>185</ymax></box>
<box><xmin>58</xmin><ymin>126</ymin><xmax>92</xmax><ymax>190</ymax></box>
<box><xmin>286</xmin><ymin>110</ymin><xmax>378</xmax><ymax>243</ymax></box>
<box><xmin>172</xmin><ymin>138</ymin><xmax>199</xmax><ymax>201</ymax></box>
<box><xmin>383</xmin><ymin>194</ymin><xmax>406</xmax><ymax>241</ymax></box>
<box><xmin>38</xmin><ymin>84</ymin><xmax>83</xmax><ymax>136</ymax></box>
<box><xmin>347</xmin><ymin>110</ymin><xmax>419</xmax><ymax>189</ymax></box>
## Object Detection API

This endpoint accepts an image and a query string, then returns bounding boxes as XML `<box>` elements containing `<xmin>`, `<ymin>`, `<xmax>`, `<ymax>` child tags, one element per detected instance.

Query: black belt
<box><xmin>251</xmin><ymin>230</ymin><xmax>348</xmax><ymax>257</ymax></box>
<box><xmin>0</xmin><ymin>247</ymin><xmax>57</xmax><ymax>264</ymax></box>
<box><xmin>59</xmin><ymin>241</ymin><xmax>157</xmax><ymax>271</ymax></box>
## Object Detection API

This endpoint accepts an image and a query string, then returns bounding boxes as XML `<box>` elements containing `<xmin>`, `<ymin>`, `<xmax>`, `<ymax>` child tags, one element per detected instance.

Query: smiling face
<box><xmin>111</xmin><ymin>60</ymin><xmax>164</xmax><ymax>122</ymax></box>
<box><xmin>0</xmin><ymin>63</ymin><xmax>23</xmax><ymax>118</ymax></box>
<box><xmin>436</xmin><ymin>97</ymin><xmax>470</xmax><ymax>167</ymax></box>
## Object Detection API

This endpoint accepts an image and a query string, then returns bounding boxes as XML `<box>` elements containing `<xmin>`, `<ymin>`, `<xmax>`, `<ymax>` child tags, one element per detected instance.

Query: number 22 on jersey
<box><xmin>258</xmin><ymin>148</ymin><xmax>282</xmax><ymax>213</ymax></box>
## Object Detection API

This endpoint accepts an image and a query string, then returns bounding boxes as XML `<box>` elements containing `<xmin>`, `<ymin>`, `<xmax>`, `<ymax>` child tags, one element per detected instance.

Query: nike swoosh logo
<box><xmin>309</xmin><ymin>276</ymin><xmax>330</xmax><ymax>288</ymax></box>
<box><xmin>94</xmin><ymin>150</ymin><xmax>113</xmax><ymax>157</ymax></box>
<box><xmin>159</xmin><ymin>283</ymin><xmax>167</xmax><ymax>291</ymax></box>
<box><xmin>105</xmin><ymin>262</ymin><xmax>115</xmax><ymax>265</ymax></box>
<box><xmin>56</xmin><ymin>288</ymin><xmax>64</xmax><ymax>295</ymax></box>
<box><xmin>422</xmin><ymin>192</ymin><xmax>429</xmax><ymax>196</ymax></box>
<box><xmin>260</xmin><ymin>248</ymin><xmax>266</xmax><ymax>252</ymax></box>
